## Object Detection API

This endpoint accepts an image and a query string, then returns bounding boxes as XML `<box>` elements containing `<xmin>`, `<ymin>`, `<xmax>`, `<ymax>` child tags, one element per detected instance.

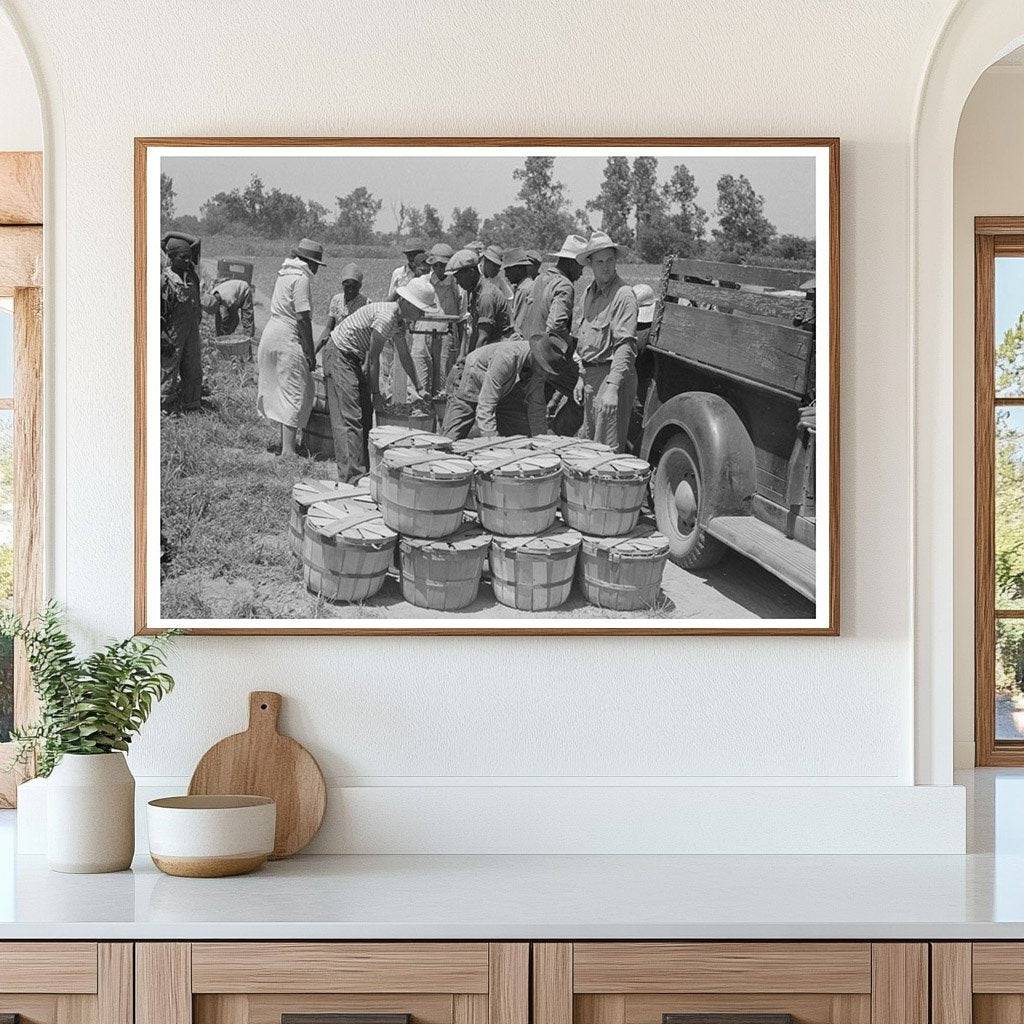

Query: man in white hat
<box><xmin>574</xmin><ymin>231</ymin><xmax>640</xmax><ymax>452</ymax></box>
<box><xmin>387</xmin><ymin>238</ymin><xmax>427</xmax><ymax>301</ymax></box>
<box><xmin>632</xmin><ymin>282</ymin><xmax>657</xmax><ymax>352</ymax></box>
<box><xmin>322</xmin><ymin>276</ymin><xmax>444</xmax><ymax>482</ymax></box>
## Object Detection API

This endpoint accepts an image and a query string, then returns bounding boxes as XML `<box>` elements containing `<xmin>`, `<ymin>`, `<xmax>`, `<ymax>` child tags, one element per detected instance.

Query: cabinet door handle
<box><xmin>664</xmin><ymin>1016</ymin><xmax>797</xmax><ymax>1024</ymax></box>
<box><xmin>283</xmin><ymin>1016</ymin><xmax>411</xmax><ymax>1024</ymax></box>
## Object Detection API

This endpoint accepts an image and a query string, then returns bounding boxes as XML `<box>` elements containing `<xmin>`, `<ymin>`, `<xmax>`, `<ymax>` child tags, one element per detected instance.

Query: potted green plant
<box><xmin>2</xmin><ymin>604</ymin><xmax>176</xmax><ymax>873</ymax></box>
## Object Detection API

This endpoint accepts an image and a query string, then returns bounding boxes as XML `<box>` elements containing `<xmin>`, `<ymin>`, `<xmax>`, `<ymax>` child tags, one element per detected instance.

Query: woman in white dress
<box><xmin>256</xmin><ymin>238</ymin><xmax>326</xmax><ymax>457</ymax></box>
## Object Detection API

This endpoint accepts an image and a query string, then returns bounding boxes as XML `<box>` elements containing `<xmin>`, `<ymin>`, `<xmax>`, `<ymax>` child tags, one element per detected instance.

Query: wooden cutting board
<box><xmin>188</xmin><ymin>691</ymin><xmax>326</xmax><ymax>859</ymax></box>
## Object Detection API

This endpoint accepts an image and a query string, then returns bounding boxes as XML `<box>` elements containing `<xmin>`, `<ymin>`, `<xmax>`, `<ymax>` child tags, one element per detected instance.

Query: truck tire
<box><xmin>651</xmin><ymin>430</ymin><xmax>727</xmax><ymax>569</ymax></box>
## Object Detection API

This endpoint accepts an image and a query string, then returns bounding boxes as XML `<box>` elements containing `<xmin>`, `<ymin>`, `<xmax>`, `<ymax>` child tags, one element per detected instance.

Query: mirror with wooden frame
<box><xmin>0</xmin><ymin>151</ymin><xmax>43</xmax><ymax>807</ymax></box>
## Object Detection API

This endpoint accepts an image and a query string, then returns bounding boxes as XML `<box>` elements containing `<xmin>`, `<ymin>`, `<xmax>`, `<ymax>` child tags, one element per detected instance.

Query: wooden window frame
<box><xmin>0</xmin><ymin>151</ymin><xmax>43</xmax><ymax>806</ymax></box>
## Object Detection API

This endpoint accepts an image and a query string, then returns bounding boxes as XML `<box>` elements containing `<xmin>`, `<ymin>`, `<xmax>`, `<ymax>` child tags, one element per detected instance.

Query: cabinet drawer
<box><xmin>0</xmin><ymin>942</ymin><xmax>98</xmax><ymax>993</ymax></box>
<box><xmin>534</xmin><ymin>943</ymin><xmax>925</xmax><ymax>1024</ymax></box>
<box><xmin>191</xmin><ymin>943</ymin><xmax>490</xmax><ymax>993</ymax></box>
<box><xmin>139</xmin><ymin>942</ymin><xmax>528</xmax><ymax>1024</ymax></box>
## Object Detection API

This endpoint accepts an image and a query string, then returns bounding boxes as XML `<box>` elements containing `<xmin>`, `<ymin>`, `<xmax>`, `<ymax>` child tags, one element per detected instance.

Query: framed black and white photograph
<box><xmin>135</xmin><ymin>137</ymin><xmax>839</xmax><ymax>635</ymax></box>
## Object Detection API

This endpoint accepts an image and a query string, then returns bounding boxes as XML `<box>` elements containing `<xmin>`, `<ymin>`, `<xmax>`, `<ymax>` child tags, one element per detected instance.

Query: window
<box><xmin>976</xmin><ymin>221</ymin><xmax>1024</xmax><ymax>764</ymax></box>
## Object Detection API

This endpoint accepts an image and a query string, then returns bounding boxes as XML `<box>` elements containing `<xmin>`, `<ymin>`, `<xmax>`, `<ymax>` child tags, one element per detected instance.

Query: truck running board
<box><xmin>706</xmin><ymin>515</ymin><xmax>817</xmax><ymax>603</ymax></box>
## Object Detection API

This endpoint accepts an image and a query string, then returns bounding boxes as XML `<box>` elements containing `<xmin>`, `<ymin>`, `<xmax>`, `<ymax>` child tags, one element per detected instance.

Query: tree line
<box><xmin>161</xmin><ymin>156</ymin><xmax>814</xmax><ymax>266</ymax></box>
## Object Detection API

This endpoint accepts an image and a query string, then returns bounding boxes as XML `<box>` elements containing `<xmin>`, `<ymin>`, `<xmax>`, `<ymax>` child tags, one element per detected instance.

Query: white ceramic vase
<box><xmin>46</xmin><ymin>752</ymin><xmax>135</xmax><ymax>873</ymax></box>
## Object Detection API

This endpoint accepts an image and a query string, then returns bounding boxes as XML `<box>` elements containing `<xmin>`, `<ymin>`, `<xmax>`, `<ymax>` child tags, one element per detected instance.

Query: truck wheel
<box><xmin>651</xmin><ymin>431</ymin><xmax>727</xmax><ymax>569</ymax></box>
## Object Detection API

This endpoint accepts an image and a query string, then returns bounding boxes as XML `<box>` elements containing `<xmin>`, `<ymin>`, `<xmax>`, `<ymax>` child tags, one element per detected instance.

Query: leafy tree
<box><xmin>422</xmin><ymin>203</ymin><xmax>444</xmax><ymax>241</ymax></box>
<box><xmin>662</xmin><ymin>163</ymin><xmax>707</xmax><ymax>256</ymax></box>
<box><xmin>586</xmin><ymin>157</ymin><xmax>633</xmax><ymax>246</ymax></box>
<box><xmin>713</xmin><ymin>173</ymin><xmax>776</xmax><ymax>256</ymax></box>
<box><xmin>333</xmin><ymin>186</ymin><xmax>382</xmax><ymax>244</ymax></box>
<box><xmin>160</xmin><ymin>173</ymin><xmax>176</xmax><ymax>225</ymax></box>
<box><xmin>499</xmin><ymin>156</ymin><xmax>582</xmax><ymax>250</ymax></box>
<box><xmin>449</xmin><ymin>206</ymin><xmax>480</xmax><ymax>245</ymax></box>
<box><xmin>996</xmin><ymin>313</ymin><xmax>1024</xmax><ymax>623</ymax></box>
<box><xmin>480</xmin><ymin>204</ymin><xmax>534</xmax><ymax>249</ymax></box>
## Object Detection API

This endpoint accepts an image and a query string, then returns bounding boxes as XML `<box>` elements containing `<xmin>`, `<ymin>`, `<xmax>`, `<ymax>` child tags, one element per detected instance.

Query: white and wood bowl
<box><xmin>147</xmin><ymin>795</ymin><xmax>276</xmax><ymax>878</ymax></box>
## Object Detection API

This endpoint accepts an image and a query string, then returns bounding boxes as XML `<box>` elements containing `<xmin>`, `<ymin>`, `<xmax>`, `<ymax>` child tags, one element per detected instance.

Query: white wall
<box><xmin>0</xmin><ymin>7</ymin><xmax>40</xmax><ymax>151</ymax></box>
<box><xmin>952</xmin><ymin>65</ymin><xmax>1024</xmax><ymax>767</ymax></box>
<box><xmin>0</xmin><ymin>0</ymin><xmax>972</xmax><ymax>852</ymax></box>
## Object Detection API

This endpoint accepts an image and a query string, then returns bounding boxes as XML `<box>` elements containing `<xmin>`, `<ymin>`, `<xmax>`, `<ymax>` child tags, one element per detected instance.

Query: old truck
<box><xmin>636</xmin><ymin>256</ymin><xmax>818</xmax><ymax>603</ymax></box>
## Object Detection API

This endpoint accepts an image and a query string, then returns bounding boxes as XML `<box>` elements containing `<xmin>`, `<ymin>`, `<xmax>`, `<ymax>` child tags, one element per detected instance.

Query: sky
<box><xmin>997</xmin><ymin>257</ymin><xmax>1024</xmax><ymax>339</ymax></box>
<box><xmin>161</xmin><ymin>152</ymin><xmax>817</xmax><ymax>238</ymax></box>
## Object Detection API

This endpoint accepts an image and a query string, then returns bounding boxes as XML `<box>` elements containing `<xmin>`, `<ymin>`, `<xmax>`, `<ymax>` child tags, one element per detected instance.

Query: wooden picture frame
<box><xmin>0</xmin><ymin>151</ymin><xmax>43</xmax><ymax>806</ymax></box>
<box><xmin>135</xmin><ymin>137</ymin><xmax>839</xmax><ymax>636</ymax></box>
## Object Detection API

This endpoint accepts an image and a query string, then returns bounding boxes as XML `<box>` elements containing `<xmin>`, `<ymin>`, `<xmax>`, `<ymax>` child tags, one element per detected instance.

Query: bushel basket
<box><xmin>489</xmin><ymin>525</ymin><xmax>582</xmax><ymax>611</ymax></box>
<box><xmin>561</xmin><ymin>451</ymin><xmax>652</xmax><ymax>537</ymax></box>
<box><xmin>398</xmin><ymin>522</ymin><xmax>492</xmax><ymax>611</ymax></box>
<box><xmin>470</xmin><ymin>449</ymin><xmax>563</xmax><ymax>536</ymax></box>
<box><xmin>577</xmin><ymin>522</ymin><xmax>670</xmax><ymax>611</ymax></box>
<box><xmin>367</xmin><ymin>425</ymin><xmax>451</xmax><ymax>503</ymax></box>
<box><xmin>289</xmin><ymin>479</ymin><xmax>371</xmax><ymax>557</ymax></box>
<box><xmin>379</xmin><ymin>448</ymin><xmax>474</xmax><ymax>539</ymax></box>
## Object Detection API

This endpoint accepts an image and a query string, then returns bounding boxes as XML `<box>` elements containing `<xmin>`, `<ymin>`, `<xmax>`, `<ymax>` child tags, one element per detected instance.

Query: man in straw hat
<box><xmin>574</xmin><ymin>231</ymin><xmax>640</xmax><ymax>452</ymax></box>
<box><xmin>386</xmin><ymin>238</ymin><xmax>427</xmax><ymax>300</ymax></box>
<box><xmin>160</xmin><ymin>233</ymin><xmax>204</xmax><ymax>414</ymax></box>
<box><xmin>442</xmin><ymin>334</ymin><xmax>575</xmax><ymax>440</ymax></box>
<box><xmin>316</xmin><ymin>262</ymin><xmax>368</xmax><ymax>355</ymax></box>
<box><xmin>323</xmin><ymin>276</ymin><xmax>447</xmax><ymax>483</ymax></box>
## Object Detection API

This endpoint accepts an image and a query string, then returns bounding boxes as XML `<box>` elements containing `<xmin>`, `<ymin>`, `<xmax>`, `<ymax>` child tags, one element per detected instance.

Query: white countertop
<box><xmin>1</xmin><ymin>848</ymin><xmax>1023</xmax><ymax>940</ymax></box>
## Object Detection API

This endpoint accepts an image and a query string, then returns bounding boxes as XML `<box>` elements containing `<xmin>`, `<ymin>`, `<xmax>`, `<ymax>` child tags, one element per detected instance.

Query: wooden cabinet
<box><xmin>532</xmin><ymin>944</ymin><xmax>928</xmax><ymax>1024</ymax></box>
<box><xmin>136</xmin><ymin>943</ymin><xmax>528</xmax><ymax>1024</ymax></box>
<box><xmin>931</xmin><ymin>943</ymin><xmax>1024</xmax><ymax>1024</ymax></box>
<box><xmin>0</xmin><ymin>942</ymin><xmax>132</xmax><ymax>1024</ymax></box>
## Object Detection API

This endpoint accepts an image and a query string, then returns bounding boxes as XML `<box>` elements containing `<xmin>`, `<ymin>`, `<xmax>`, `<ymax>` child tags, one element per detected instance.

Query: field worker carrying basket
<box><xmin>256</xmin><ymin>238</ymin><xmax>326</xmax><ymax>458</ymax></box>
<box><xmin>160</xmin><ymin>233</ymin><xmax>203</xmax><ymax>415</ymax></box>
<box><xmin>324</xmin><ymin>276</ymin><xmax>451</xmax><ymax>483</ymax></box>
<box><xmin>574</xmin><ymin>231</ymin><xmax>640</xmax><ymax>453</ymax></box>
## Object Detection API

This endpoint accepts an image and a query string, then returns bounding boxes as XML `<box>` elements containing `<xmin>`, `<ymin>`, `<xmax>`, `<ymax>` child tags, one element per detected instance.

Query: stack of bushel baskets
<box><xmin>290</xmin><ymin>426</ymin><xmax>671</xmax><ymax>613</ymax></box>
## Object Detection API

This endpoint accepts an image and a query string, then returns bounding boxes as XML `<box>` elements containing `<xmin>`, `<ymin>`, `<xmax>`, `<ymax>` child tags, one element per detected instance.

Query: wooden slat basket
<box><xmin>398</xmin><ymin>522</ymin><xmax>493</xmax><ymax>611</ymax></box>
<box><xmin>379</xmin><ymin>448</ymin><xmax>474</xmax><ymax>539</ymax></box>
<box><xmin>561</xmin><ymin>451</ymin><xmax>652</xmax><ymax>537</ymax></box>
<box><xmin>578</xmin><ymin>521</ymin><xmax>670</xmax><ymax>611</ymax></box>
<box><xmin>489</xmin><ymin>524</ymin><xmax>582</xmax><ymax>611</ymax></box>
<box><xmin>525</xmin><ymin>435</ymin><xmax>614</xmax><ymax>456</ymax></box>
<box><xmin>368</xmin><ymin>425</ymin><xmax>451</xmax><ymax>503</ymax></box>
<box><xmin>289</xmin><ymin>478</ymin><xmax>371</xmax><ymax>557</ymax></box>
<box><xmin>303</xmin><ymin>497</ymin><xmax>398</xmax><ymax>603</ymax></box>
<box><xmin>471</xmin><ymin>449</ymin><xmax>563</xmax><ymax>536</ymax></box>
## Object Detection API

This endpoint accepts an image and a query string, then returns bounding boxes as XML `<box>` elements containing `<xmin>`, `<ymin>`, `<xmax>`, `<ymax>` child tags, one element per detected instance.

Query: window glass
<box><xmin>0</xmin><ymin>303</ymin><xmax>11</xmax><ymax>400</ymax></box>
<box><xmin>997</xmin><ymin>619</ymin><xmax>1024</xmax><ymax>740</ymax></box>
<box><xmin>997</xmin><ymin>406</ymin><xmax>1024</xmax><ymax>610</ymax></box>
<box><xmin>997</xmin><ymin>256</ymin><xmax>1024</xmax><ymax>397</ymax></box>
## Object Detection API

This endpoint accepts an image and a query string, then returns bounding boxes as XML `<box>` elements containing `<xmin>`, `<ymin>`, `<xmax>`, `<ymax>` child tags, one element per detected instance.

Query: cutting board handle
<box><xmin>248</xmin><ymin>691</ymin><xmax>282</xmax><ymax>734</ymax></box>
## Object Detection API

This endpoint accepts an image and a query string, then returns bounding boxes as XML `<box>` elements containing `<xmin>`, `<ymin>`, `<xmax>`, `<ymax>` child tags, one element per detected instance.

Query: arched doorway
<box><xmin>914</xmin><ymin>0</ymin><xmax>1024</xmax><ymax>784</ymax></box>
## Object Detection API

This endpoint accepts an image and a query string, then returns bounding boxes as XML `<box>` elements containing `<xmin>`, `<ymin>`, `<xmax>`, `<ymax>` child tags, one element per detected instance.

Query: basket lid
<box><xmin>491</xmin><ymin>523</ymin><xmax>582</xmax><ymax>555</ymax></box>
<box><xmin>306</xmin><ymin>497</ymin><xmax>396</xmax><ymax>543</ymax></box>
<box><xmin>451</xmin><ymin>434</ymin><xmax>531</xmax><ymax>456</ymax></box>
<box><xmin>401</xmin><ymin>521</ymin><xmax>493</xmax><ymax>552</ymax></box>
<box><xmin>381</xmin><ymin>447</ymin><xmax>474</xmax><ymax>479</ymax></box>
<box><xmin>527</xmin><ymin>435</ymin><xmax>614</xmax><ymax>455</ymax></box>
<box><xmin>582</xmin><ymin>521</ymin><xmax>670</xmax><ymax>558</ymax></box>
<box><xmin>562</xmin><ymin>451</ymin><xmax>651</xmax><ymax>478</ymax></box>
<box><xmin>471</xmin><ymin>449</ymin><xmax>562</xmax><ymax>477</ymax></box>
<box><xmin>292</xmin><ymin>478</ymin><xmax>370</xmax><ymax>510</ymax></box>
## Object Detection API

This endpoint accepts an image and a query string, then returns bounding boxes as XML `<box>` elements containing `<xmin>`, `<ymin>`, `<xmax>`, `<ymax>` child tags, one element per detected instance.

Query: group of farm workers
<box><xmin>158</xmin><ymin>230</ymin><xmax>656</xmax><ymax>486</ymax></box>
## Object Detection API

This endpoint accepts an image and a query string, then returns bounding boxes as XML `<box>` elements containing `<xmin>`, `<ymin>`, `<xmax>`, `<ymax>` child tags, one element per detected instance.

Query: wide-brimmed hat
<box><xmin>529</xmin><ymin>335</ymin><xmax>574</xmax><ymax>380</ymax></box>
<box><xmin>446</xmin><ymin>249</ymin><xmax>480</xmax><ymax>276</ymax></box>
<box><xmin>292</xmin><ymin>238</ymin><xmax>326</xmax><ymax>267</ymax></box>
<box><xmin>548</xmin><ymin>233</ymin><xmax>588</xmax><ymax>261</ymax></box>
<box><xmin>465</xmin><ymin>240</ymin><xmax>486</xmax><ymax>254</ymax></box>
<box><xmin>481</xmin><ymin>244</ymin><xmax>504</xmax><ymax>268</ymax></box>
<box><xmin>402</xmin><ymin>237</ymin><xmax>427</xmax><ymax>255</ymax></box>
<box><xmin>632</xmin><ymin>283</ymin><xmax>657</xmax><ymax>325</ymax></box>
<box><xmin>501</xmin><ymin>248</ymin><xmax>533</xmax><ymax>271</ymax></box>
<box><xmin>525</xmin><ymin>249</ymin><xmax>542</xmax><ymax>266</ymax></box>
<box><xmin>575</xmin><ymin>231</ymin><xmax>621</xmax><ymax>265</ymax></box>
<box><xmin>425</xmin><ymin>243</ymin><xmax>454</xmax><ymax>267</ymax></box>
<box><xmin>340</xmin><ymin>262</ymin><xmax>363</xmax><ymax>284</ymax></box>
<box><xmin>395</xmin><ymin>275</ymin><xmax>443</xmax><ymax>315</ymax></box>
